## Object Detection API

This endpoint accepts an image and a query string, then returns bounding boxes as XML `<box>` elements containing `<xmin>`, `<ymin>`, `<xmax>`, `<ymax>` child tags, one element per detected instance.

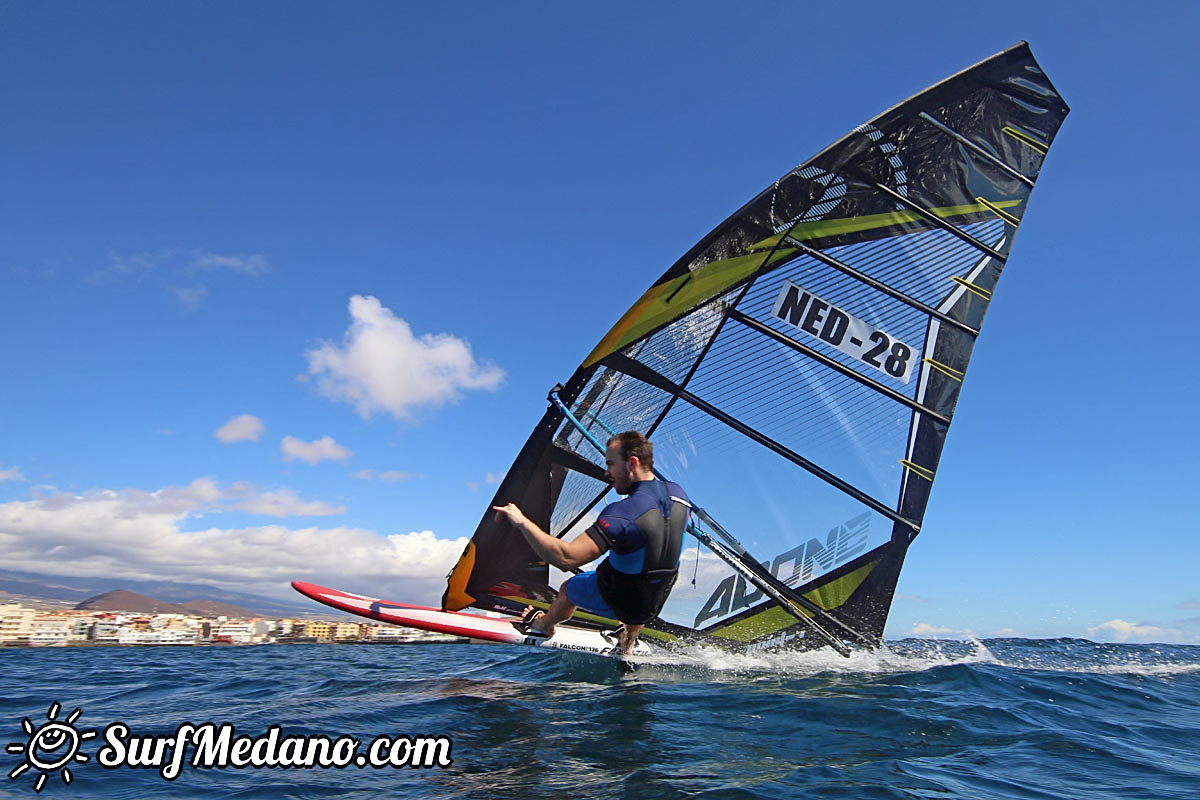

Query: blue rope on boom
<box><xmin>548</xmin><ymin>389</ymin><xmax>750</xmax><ymax>556</ymax></box>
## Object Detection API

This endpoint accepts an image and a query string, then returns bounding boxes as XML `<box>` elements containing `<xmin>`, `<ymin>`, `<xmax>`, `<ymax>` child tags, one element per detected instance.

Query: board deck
<box><xmin>291</xmin><ymin>581</ymin><xmax>662</xmax><ymax>658</ymax></box>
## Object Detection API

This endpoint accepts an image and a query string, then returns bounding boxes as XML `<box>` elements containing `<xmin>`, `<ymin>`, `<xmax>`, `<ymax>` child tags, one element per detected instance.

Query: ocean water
<box><xmin>1</xmin><ymin>639</ymin><xmax>1197</xmax><ymax>799</ymax></box>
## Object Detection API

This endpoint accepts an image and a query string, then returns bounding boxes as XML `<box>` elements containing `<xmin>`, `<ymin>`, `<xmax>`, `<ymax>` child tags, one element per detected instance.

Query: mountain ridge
<box><xmin>0</xmin><ymin>568</ymin><xmax>315</xmax><ymax>616</ymax></box>
<box><xmin>74</xmin><ymin>589</ymin><xmax>258</xmax><ymax>618</ymax></box>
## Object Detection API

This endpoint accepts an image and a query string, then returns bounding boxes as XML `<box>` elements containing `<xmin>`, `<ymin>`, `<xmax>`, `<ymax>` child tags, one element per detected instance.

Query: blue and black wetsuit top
<box><xmin>585</xmin><ymin>479</ymin><xmax>690</xmax><ymax>625</ymax></box>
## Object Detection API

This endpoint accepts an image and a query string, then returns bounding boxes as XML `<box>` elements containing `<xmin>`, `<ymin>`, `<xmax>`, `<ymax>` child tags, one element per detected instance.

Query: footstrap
<box><xmin>513</xmin><ymin>609</ymin><xmax>550</xmax><ymax>638</ymax></box>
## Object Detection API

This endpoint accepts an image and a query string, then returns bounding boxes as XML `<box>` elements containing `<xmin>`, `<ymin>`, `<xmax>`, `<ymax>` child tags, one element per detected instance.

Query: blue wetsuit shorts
<box><xmin>563</xmin><ymin>571</ymin><xmax>617</xmax><ymax>619</ymax></box>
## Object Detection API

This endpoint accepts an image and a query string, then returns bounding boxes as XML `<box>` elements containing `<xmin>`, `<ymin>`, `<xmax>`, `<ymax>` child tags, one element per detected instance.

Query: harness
<box><xmin>595</xmin><ymin>481</ymin><xmax>690</xmax><ymax>625</ymax></box>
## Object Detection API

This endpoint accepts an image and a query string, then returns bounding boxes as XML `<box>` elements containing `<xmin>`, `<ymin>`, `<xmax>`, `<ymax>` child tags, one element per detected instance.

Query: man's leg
<box><xmin>523</xmin><ymin>590</ymin><xmax>576</xmax><ymax>637</ymax></box>
<box><xmin>617</xmin><ymin>623</ymin><xmax>644</xmax><ymax>655</ymax></box>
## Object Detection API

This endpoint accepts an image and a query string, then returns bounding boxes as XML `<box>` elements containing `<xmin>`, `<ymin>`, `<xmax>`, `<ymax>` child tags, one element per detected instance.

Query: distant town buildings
<box><xmin>0</xmin><ymin>601</ymin><xmax>459</xmax><ymax>647</ymax></box>
<box><xmin>0</xmin><ymin>603</ymin><xmax>35</xmax><ymax>642</ymax></box>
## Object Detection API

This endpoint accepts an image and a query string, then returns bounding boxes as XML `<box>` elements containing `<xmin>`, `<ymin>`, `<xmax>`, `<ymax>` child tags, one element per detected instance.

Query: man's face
<box><xmin>604</xmin><ymin>443</ymin><xmax>634</xmax><ymax>495</ymax></box>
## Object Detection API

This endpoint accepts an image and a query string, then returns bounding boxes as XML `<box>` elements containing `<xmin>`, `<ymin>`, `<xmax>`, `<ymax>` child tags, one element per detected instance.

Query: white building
<box><xmin>116</xmin><ymin>628</ymin><xmax>197</xmax><ymax>645</ymax></box>
<box><xmin>366</xmin><ymin>625</ymin><xmax>420</xmax><ymax>642</ymax></box>
<box><xmin>213</xmin><ymin>621</ymin><xmax>254</xmax><ymax>644</ymax></box>
<box><xmin>0</xmin><ymin>603</ymin><xmax>35</xmax><ymax>643</ymax></box>
<box><xmin>28</xmin><ymin>614</ymin><xmax>81</xmax><ymax>646</ymax></box>
<box><xmin>333</xmin><ymin>622</ymin><xmax>363</xmax><ymax>641</ymax></box>
<box><xmin>90</xmin><ymin>620</ymin><xmax>122</xmax><ymax>642</ymax></box>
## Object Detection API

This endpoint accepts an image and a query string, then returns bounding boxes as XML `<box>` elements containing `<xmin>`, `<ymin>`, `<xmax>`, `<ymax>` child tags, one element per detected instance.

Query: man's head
<box><xmin>604</xmin><ymin>431</ymin><xmax>655</xmax><ymax>494</ymax></box>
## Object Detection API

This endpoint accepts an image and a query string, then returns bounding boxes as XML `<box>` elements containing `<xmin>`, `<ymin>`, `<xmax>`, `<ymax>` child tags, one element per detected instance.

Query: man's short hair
<box><xmin>607</xmin><ymin>431</ymin><xmax>653</xmax><ymax>469</ymax></box>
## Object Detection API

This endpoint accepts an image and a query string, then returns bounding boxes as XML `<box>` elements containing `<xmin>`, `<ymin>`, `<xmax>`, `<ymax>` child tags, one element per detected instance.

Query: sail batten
<box><xmin>917</xmin><ymin>112</ymin><xmax>1037</xmax><ymax>186</ymax></box>
<box><xmin>860</xmin><ymin>177</ymin><xmax>1009</xmax><ymax>263</ymax></box>
<box><xmin>442</xmin><ymin>42</ymin><xmax>1068</xmax><ymax>653</ymax></box>
<box><xmin>786</xmin><ymin>239</ymin><xmax>981</xmax><ymax>335</ymax></box>
<box><xmin>725</xmin><ymin>308</ymin><xmax>952</xmax><ymax>424</ymax></box>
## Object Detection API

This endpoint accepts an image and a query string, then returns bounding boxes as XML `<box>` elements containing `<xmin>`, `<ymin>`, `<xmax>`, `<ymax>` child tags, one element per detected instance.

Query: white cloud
<box><xmin>485</xmin><ymin>472</ymin><xmax>503</xmax><ymax>485</ymax></box>
<box><xmin>215</xmin><ymin>414</ymin><xmax>266</xmax><ymax>443</ymax></box>
<box><xmin>191</xmin><ymin>251</ymin><xmax>270</xmax><ymax>276</ymax></box>
<box><xmin>0</xmin><ymin>478</ymin><xmax>338</xmax><ymax>521</ymax></box>
<box><xmin>281</xmin><ymin>435</ymin><xmax>351</xmax><ymax>465</ymax></box>
<box><xmin>910</xmin><ymin>623</ymin><xmax>955</xmax><ymax>636</ymax></box>
<box><xmin>89</xmin><ymin>250</ymin><xmax>159</xmax><ymax>283</ymax></box>
<box><xmin>465</xmin><ymin>481</ymin><xmax>479</xmax><ymax>491</ymax></box>
<box><xmin>0</xmin><ymin>466</ymin><xmax>25</xmax><ymax>482</ymax></box>
<box><xmin>1177</xmin><ymin>600</ymin><xmax>1200</xmax><ymax>610</ymax></box>
<box><xmin>0</xmin><ymin>480</ymin><xmax>465</xmax><ymax>604</ymax></box>
<box><xmin>173</xmin><ymin>286</ymin><xmax>209</xmax><ymax>306</ymax></box>
<box><xmin>305</xmin><ymin>295</ymin><xmax>504</xmax><ymax>421</ymax></box>
<box><xmin>1086</xmin><ymin>618</ymin><xmax>1193</xmax><ymax>644</ymax></box>
<box><xmin>90</xmin><ymin>249</ymin><xmax>272</xmax><ymax>284</ymax></box>
<box><xmin>355</xmin><ymin>469</ymin><xmax>417</xmax><ymax>483</ymax></box>
<box><xmin>224</xmin><ymin>483</ymin><xmax>343</xmax><ymax>517</ymax></box>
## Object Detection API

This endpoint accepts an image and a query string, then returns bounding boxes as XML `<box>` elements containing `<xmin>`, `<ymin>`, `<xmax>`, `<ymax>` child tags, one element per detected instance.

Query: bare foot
<box><xmin>521</xmin><ymin>605</ymin><xmax>553</xmax><ymax>637</ymax></box>
<box><xmin>617</xmin><ymin>627</ymin><xmax>638</xmax><ymax>655</ymax></box>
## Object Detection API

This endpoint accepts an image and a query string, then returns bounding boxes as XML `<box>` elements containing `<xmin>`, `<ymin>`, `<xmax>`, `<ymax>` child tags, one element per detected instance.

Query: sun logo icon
<box><xmin>5</xmin><ymin>703</ymin><xmax>96</xmax><ymax>793</ymax></box>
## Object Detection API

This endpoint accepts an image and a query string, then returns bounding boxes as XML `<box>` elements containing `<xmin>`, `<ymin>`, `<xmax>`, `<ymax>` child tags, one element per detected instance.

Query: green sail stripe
<box><xmin>708</xmin><ymin>560</ymin><xmax>878</xmax><ymax>643</ymax></box>
<box><xmin>584</xmin><ymin>247</ymin><xmax>796</xmax><ymax>367</ymax></box>
<box><xmin>584</xmin><ymin>199</ymin><xmax>1024</xmax><ymax>367</ymax></box>
<box><xmin>748</xmin><ymin>199</ymin><xmax>1024</xmax><ymax>252</ymax></box>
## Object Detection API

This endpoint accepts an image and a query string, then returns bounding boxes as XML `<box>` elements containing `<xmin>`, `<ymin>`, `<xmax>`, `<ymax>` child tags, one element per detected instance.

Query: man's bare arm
<box><xmin>493</xmin><ymin>503</ymin><xmax>603</xmax><ymax>570</ymax></box>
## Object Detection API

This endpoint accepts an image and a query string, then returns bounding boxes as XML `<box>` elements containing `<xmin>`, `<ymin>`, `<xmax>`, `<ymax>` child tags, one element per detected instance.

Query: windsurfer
<box><xmin>493</xmin><ymin>430</ymin><xmax>689</xmax><ymax>655</ymax></box>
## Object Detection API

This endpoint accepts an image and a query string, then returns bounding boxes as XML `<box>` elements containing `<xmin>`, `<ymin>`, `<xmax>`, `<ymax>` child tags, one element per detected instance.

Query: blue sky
<box><xmin>2</xmin><ymin>2</ymin><xmax>1196</xmax><ymax>644</ymax></box>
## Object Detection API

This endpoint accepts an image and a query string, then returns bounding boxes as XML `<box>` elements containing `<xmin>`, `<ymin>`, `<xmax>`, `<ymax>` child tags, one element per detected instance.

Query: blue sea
<box><xmin>1</xmin><ymin>639</ymin><xmax>1197</xmax><ymax>799</ymax></box>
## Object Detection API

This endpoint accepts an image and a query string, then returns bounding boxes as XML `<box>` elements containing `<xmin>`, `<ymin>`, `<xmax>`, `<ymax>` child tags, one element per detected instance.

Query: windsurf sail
<box><xmin>442</xmin><ymin>42</ymin><xmax>1069</xmax><ymax>654</ymax></box>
